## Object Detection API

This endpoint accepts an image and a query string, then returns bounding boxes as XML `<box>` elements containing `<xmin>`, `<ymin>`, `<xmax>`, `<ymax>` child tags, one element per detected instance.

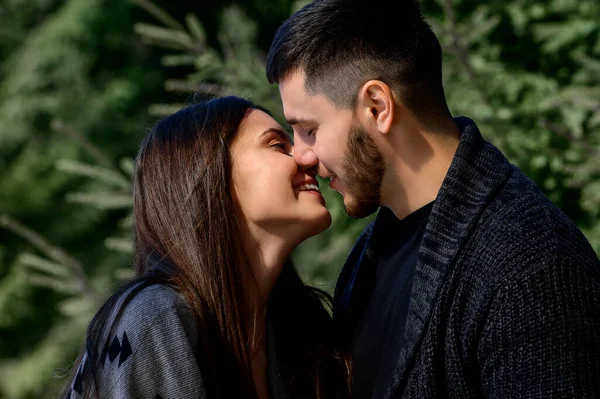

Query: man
<box><xmin>266</xmin><ymin>0</ymin><xmax>600</xmax><ymax>398</ymax></box>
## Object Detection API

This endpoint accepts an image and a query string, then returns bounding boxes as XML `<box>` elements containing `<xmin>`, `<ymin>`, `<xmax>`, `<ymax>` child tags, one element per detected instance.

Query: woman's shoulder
<box><xmin>70</xmin><ymin>284</ymin><xmax>206</xmax><ymax>398</ymax></box>
<box><xmin>102</xmin><ymin>283</ymin><xmax>198</xmax><ymax>358</ymax></box>
<box><xmin>117</xmin><ymin>283</ymin><xmax>191</xmax><ymax>317</ymax></box>
<box><xmin>112</xmin><ymin>283</ymin><xmax>194</xmax><ymax>331</ymax></box>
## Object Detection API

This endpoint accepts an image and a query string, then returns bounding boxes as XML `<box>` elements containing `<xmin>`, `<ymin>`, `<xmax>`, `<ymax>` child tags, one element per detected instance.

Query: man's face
<box><xmin>279</xmin><ymin>70</ymin><xmax>385</xmax><ymax>218</ymax></box>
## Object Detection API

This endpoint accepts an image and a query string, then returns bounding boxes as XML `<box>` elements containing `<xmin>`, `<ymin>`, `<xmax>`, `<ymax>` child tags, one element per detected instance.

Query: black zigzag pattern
<box><xmin>72</xmin><ymin>357</ymin><xmax>89</xmax><ymax>395</ymax></box>
<box><xmin>101</xmin><ymin>331</ymin><xmax>132</xmax><ymax>368</ymax></box>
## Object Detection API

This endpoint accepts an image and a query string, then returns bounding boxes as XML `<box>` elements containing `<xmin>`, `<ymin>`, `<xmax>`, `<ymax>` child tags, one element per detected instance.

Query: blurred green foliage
<box><xmin>0</xmin><ymin>0</ymin><xmax>598</xmax><ymax>397</ymax></box>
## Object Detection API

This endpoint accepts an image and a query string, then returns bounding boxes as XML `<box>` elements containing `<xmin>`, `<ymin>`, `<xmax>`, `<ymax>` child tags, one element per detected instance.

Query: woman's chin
<box><xmin>299</xmin><ymin>210</ymin><xmax>332</xmax><ymax>241</ymax></box>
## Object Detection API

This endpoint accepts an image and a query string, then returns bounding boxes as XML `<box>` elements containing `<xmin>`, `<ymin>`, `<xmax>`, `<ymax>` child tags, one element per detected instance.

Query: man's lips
<box><xmin>328</xmin><ymin>176</ymin><xmax>345</xmax><ymax>195</ymax></box>
<box><xmin>328</xmin><ymin>176</ymin><xmax>337</xmax><ymax>190</ymax></box>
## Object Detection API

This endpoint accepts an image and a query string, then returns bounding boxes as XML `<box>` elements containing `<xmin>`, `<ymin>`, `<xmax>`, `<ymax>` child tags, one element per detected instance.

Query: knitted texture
<box><xmin>69</xmin><ymin>283</ymin><xmax>291</xmax><ymax>398</ymax></box>
<box><xmin>69</xmin><ymin>284</ymin><xmax>207</xmax><ymax>398</ymax></box>
<box><xmin>334</xmin><ymin>117</ymin><xmax>600</xmax><ymax>398</ymax></box>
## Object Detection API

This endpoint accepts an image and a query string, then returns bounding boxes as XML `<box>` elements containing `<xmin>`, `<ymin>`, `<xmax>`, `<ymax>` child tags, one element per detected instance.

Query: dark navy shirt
<box><xmin>351</xmin><ymin>202</ymin><xmax>434</xmax><ymax>399</ymax></box>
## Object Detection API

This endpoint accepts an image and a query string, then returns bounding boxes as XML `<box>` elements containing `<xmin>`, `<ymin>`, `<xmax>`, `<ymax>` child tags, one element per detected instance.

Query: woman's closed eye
<box><xmin>270</xmin><ymin>142</ymin><xmax>286</xmax><ymax>149</ymax></box>
<box><xmin>270</xmin><ymin>141</ymin><xmax>292</xmax><ymax>155</ymax></box>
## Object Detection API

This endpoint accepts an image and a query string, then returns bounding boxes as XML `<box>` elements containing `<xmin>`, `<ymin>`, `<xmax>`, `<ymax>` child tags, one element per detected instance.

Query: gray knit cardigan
<box><xmin>334</xmin><ymin>117</ymin><xmax>600</xmax><ymax>398</ymax></box>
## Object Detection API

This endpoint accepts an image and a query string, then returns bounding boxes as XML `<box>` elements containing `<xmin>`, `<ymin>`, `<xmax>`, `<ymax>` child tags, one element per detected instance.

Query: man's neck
<box><xmin>381</xmin><ymin>120</ymin><xmax>460</xmax><ymax>219</ymax></box>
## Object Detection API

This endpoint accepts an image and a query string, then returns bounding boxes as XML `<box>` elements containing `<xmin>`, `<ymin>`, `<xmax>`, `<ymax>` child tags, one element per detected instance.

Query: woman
<box><xmin>61</xmin><ymin>96</ymin><xmax>351</xmax><ymax>398</ymax></box>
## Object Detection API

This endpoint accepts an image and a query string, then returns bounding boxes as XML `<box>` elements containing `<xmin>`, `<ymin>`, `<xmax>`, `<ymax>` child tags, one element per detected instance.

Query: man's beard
<box><xmin>341</xmin><ymin>122</ymin><xmax>385</xmax><ymax>218</ymax></box>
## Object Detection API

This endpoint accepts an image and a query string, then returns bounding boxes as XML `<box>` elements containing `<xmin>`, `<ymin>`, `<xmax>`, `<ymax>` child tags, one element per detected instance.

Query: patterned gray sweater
<box><xmin>68</xmin><ymin>284</ymin><xmax>288</xmax><ymax>398</ymax></box>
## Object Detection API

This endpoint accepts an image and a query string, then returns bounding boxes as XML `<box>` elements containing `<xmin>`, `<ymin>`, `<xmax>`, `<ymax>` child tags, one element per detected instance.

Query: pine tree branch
<box><xmin>105</xmin><ymin>237</ymin><xmax>133</xmax><ymax>254</ymax></box>
<box><xmin>164</xmin><ymin>80</ymin><xmax>227</xmax><ymax>96</ymax></box>
<box><xmin>440</xmin><ymin>0</ymin><xmax>496</xmax><ymax>118</ymax></box>
<box><xmin>0</xmin><ymin>215</ymin><xmax>81</xmax><ymax>272</ymax></box>
<box><xmin>28</xmin><ymin>275</ymin><xmax>79</xmax><ymax>295</ymax></box>
<box><xmin>120</xmin><ymin>157</ymin><xmax>135</xmax><ymax>178</ymax></box>
<box><xmin>51</xmin><ymin>119</ymin><xmax>113</xmax><ymax>168</ymax></box>
<box><xmin>148</xmin><ymin>104</ymin><xmax>186</xmax><ymax>117</ymax></box>
<box><xmin>56</xmin><ymin>159</ymin><xmax>130</xmax><ymax>188</ymax></box>
<box><xmin>130</xmin><ymin>0</ymin><xmax>184</xmax><ymax>31</ymax></box>
<box><xmin>538</xmin><ymin>118</ymin><xmax>598</xmax><ymax>156</ymax></box>
<box><xmin>161</xmin><ymin>54</ymin><xmax>197</xmax><ymax>67</ymax></box>
<box><xmin>133</xmin><ymin>23</ymin><xmax>197</xmax><ymax>53</ymax></box>
<box><xmin>0</xmin><ymin>214</ymin><xmax>99</xmax><ymax>301</ymax></box>
<box><xmin>164</xmin><ymin>79</ymin><xmax>200</xmax><ymax>93</ymax></box>
<box><xmin>196</xmin><ymin>82</ymin><xmax>229</xmax><ymax>96</ymax></box>
<box><xmin>18</xmin><ymin>253</ymin><xmax>71</xmax><ymax>279</ymax></box>
<box><xmin>65</xmin><ymin>192</ymin><xmax>132</xmax><ymax>209</ymax></box>
<box><xmin>185</xmin><ymin>14</ymin><xmax>206</xmax><ymax>44</ymax></box>
<box><xmin>441</xmin><ymin>0</ymin><xmax>477</xmax><ymax>80</ymax></box>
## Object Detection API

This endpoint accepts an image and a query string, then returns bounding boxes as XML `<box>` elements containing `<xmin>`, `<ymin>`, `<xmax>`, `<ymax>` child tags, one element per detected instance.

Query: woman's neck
<box><xmin>251</xmin><ymin>344</ymin><xmax>269</xmax><ymax>399</ymax></box>
<box><xmin>241</xmin><ymin>225</ymin><xmax>294</xmax><ymax>398</ymax></box>
<box><xmin>243</xmin><ymin>225</ymin><xmax>295</xmax><ymax>304</ymax></box>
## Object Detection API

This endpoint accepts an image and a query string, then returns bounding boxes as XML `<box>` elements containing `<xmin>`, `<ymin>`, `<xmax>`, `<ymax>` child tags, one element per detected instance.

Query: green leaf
<box><xmin>185</xmin><ymin>13</ymin><xmax>206</xmax><ymax>44</ymax></box>
<box><xmin>56</xmin><ymin>159</ymin><xmax>130</xmax><ymax>188</ymax></box>
<box><xmin>148</xmin><ymin>103</ymin><xmax>185</xmax><ymax>117</ymax></box>
<box><xmin>17</xmin><ymin>253</ymin><xmax>71</xmax><ymax>279</ymax></box>
<box><xmin>65</xmin><ymin>192</ymin><xmax>132</xmax><ymax>209</ymax></box>
<box><xmin>534</xmin><ymin>20</ymin><xmax>597</xmax><ymax>53</ymax></box>
<box><xmin>28</xmin><ymin>275</ymin><xmax>79</xmax><ymax>295</ymax></box>
<box><xmin>161</xmin><ymin>53</ymin><xmax>197</xmax><ymax>67</ymax></box>
<box><xmin>130</xmin><ymin>0</ymin><xmax>184</xmax><ymax>31</ymax></box>
<box><xmin>133</xmin><ymin>23</ymin><xmax>196</xmax><ymax>52</ymax></box>
<box><xmin>105</xmin><ymin>237</ymin><xmax>133</xmax><ymax>253</ymax></box>
<box><xmin>119</xmin><ymin>157</ymin><xmax>135</xmax><ymax>178</ymax></box>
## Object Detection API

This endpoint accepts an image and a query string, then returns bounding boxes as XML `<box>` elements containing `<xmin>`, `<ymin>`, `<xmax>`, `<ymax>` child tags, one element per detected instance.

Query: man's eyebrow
<box><xmin>286</xmin><ymin>117</ymin><xmax>316</xmax><ymax>126</ymax></box>
<box><xmin>260</xmin><ymin>128</ymin><xmax>293</xmax><ymax>144</ymax></box>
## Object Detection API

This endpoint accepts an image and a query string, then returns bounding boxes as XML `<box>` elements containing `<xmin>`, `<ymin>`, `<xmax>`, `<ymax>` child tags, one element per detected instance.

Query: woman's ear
<box><xmin>356</xmin><ymin>80</ymin><xmax>395</xmax><ymax>135</ymax></box>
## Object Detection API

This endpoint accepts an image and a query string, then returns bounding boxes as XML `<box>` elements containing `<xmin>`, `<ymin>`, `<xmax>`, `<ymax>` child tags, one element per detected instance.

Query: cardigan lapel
<box><xmin>334</xmin><ymin>222</ymin><xmax>377</xmax><ymax>344</ymax></box>
<box><xmin>386</xmin><ymin>117</ymin><xmax>513</xmax><ymax>396</ymax></box>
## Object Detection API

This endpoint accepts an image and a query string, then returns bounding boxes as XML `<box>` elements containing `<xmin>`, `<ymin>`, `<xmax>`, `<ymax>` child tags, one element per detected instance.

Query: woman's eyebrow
<box><xmin>259</xmin><ymin>128</ymin><xmax>294</xmax><ymax>144</ymax></box>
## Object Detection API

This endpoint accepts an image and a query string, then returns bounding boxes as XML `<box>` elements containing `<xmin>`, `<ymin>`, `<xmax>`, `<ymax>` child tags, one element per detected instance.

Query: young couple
<box><xmin>64</xmin><ymin>0</ymin><xmax>600</xmax><ymax>398</ymax></box>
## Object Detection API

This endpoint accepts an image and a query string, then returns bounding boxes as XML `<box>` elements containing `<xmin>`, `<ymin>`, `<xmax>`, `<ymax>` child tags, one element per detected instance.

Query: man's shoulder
<box><xmin>462</xmin><ymin>165</ymin><xmax>599</xmax><ymax>281</ymax></box>
<box><xmin>480</xmin><ymin>165</ymin><xmax>583</xmax><ymax>241</ymax></box>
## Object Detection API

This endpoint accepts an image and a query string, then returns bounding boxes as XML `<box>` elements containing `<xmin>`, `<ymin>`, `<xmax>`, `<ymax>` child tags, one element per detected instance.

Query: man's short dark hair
<box><xmin>267</xmin><ymin>0</ymin><xmax>450</xmax><ymax>125</ymax></box>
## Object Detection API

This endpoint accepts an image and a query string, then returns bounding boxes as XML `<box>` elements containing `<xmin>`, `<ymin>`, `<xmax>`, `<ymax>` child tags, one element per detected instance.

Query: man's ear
<box><xmin>356</xmin><ymin>80</ymin><xmax>395</xmax><ymax>135</ymax></box>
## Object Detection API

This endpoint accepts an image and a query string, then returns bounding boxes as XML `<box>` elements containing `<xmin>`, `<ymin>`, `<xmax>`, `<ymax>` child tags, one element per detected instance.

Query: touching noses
<box><xmin>293</xmin><ymin>138</ymin><xmax>318</xmax><ymax>172</ymax></box>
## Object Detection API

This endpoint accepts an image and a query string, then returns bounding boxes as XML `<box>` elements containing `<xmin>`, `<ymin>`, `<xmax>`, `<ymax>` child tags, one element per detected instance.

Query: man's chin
<box><xmin>344</xmin><ymin>196</ymin><xmax>379</xmax><ymax>219</ymax></box>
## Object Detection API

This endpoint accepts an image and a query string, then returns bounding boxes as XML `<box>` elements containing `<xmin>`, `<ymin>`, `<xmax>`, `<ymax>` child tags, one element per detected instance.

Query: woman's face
<box><xmin>230</xmin><ymin>109</ymin><xmax>332</xmax><ymax>245</ymax></box>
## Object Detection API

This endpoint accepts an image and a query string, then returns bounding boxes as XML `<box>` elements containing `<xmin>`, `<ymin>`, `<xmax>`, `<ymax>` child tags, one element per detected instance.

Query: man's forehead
<box><xmin>280</xmin><ymin>91</ymin><xmax>317</xmax><ymax>126</ymax></box>
<box><xmin>278</xmin><ymin>70</ymin><xmax>346</xmax><ymax>125</ymax></box>
<box><xmin>280</xmin><ymin>89</ymin><xmax>324</xmax><ymax>126</ymax></box>
<box><xmin>279</xmin><ymin>68</ymin><xmax>306</xmax><ymax>88</ymax></box>
<box><xmin>279</xmin><ymin>74</ymin><xmax>308</xmax><ymax>108</ymax></box>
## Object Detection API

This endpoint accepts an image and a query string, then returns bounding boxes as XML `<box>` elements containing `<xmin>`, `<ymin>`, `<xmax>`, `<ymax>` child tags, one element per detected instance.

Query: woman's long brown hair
<box><xmin>60</xmin><ymin>96</ymin><xmax>350</xmax><ymax>398</ymax></box>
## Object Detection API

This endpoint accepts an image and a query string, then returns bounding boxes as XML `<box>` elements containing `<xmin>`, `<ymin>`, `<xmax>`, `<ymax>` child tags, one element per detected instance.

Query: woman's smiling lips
<box><xmin>294</xmin><ymin>178</ymin><xmax>326</xmax><ymax>205</ymax></box>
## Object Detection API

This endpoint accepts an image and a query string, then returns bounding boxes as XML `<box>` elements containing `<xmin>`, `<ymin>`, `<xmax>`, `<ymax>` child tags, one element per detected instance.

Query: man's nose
<box><xmin>293</xmin><ymin>139</ymin><xmax>319</xmax><ymax>172</ymax></box>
